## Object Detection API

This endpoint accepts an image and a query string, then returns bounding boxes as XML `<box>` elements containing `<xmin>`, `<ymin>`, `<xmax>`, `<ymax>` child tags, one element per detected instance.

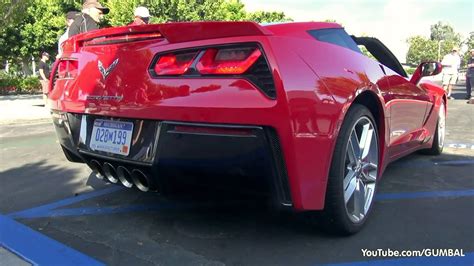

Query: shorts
<box><xmin>442</xmin><ymin>73</ymin><xmax>457</xmax><ymax>86</ymax></box>
<box><xmin>40</xmin><ymin>80</ymin><xmax>49</xmax><ymax>95</ymax></box>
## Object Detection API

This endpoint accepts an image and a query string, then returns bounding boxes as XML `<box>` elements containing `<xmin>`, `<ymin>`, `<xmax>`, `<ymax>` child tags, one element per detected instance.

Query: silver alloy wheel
<box><xmin>438</xmin><ymin>102</ymin><xmax>446</xmax><ymax>149</ymax></box>
<box><xmin>344</xmin><ymin>117</ymin><xmax>378</xmax><ymax>223</ymax></box>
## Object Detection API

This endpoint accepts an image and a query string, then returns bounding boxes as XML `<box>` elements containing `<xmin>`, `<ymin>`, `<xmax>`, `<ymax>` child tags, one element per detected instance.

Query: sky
<box><xmin>241</xmin><ymin>0</ymin><xmax>473</xmax><ymax>63</ymax></box>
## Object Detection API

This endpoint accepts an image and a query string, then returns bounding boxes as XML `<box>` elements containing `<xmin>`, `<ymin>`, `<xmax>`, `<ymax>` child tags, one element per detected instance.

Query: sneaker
<box><xmin>466</xmin><ymin>95</ymin><xmax>472</xmax><ymax>100</ymax></box>
<box><xmin>447</xmin><ymin>96</ymin><xmax>454</xmax><ymax>100</ymax></box>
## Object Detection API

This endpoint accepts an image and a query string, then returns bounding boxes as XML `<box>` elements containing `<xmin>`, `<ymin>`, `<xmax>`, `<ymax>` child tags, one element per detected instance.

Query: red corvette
<box><xmin>49</xmin><ymin>22</ymin><xmax>446</xmax><ymax>234</ymax></box>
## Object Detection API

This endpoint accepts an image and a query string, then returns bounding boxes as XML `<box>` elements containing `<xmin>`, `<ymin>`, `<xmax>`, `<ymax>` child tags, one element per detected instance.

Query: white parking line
<box><xmin>446</xmin><ymin>143</ymin><xmax>474</xmax><ymax>150</ymax></box>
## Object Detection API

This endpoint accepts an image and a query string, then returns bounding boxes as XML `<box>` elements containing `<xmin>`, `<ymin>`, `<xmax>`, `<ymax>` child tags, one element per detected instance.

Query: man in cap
<box><xmin>69</xmin><ymin>1</ymin><xmax>109</xmax><ymax>37</ymax></box>
<box><xmin>129</xmin><ymin>6</ymin><xmax>151</xmax><ymax>26</ymax></box>
<box><xmin>465</xmin><ymin>49</ymin><xmax>474</xmax><ymax>99</ymax></box>
<box><xmin>38</xmin><ymin>52</ymin><xmax>50</xmax><ymax>99</ymax></box>
<box><xmin>57</xmin><ymin>11</ymin><xmax>79</xmax><ymax>58</ymax></box>
<box><xmin>441</xmin><ymin>46</ymin><xmax>461</xmax><ymax>99</ymax></box>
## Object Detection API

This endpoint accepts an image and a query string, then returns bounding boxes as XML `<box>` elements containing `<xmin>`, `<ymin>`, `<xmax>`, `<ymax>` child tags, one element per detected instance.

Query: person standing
<box><xmin>57</xmin><ymin>11</ymin><xmax>79</xmax><ymax>58</ymax></box>
<box><xmin>69</xmin><ymin>1</ymin><xmax>109</xmax><ymax>38</ymax></box>
<box><xmin>129</xmin><ymin>6</ymin><xmax>151</xmax><ymax>26</ymax></box>
<box><xmin>465</xmin><ymin>49</ymin><xmax>474</xmax><ymax>100</ymax></box>
<box><xmin>38</xmin><ymin>52</ymin><xmax>50</xmax><ymax>98</ymax></box>
<box><xmin>441</xmin><ymin>47</ymin><xmax>461</xmax><ymax>99</ymax></box>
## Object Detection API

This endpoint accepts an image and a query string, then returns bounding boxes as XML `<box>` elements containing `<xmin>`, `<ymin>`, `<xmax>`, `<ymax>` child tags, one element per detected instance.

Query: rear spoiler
<box><xmin>63</xmin><ymin>21</ymin><xmax>273</xmax><ymax>52</ymax></box>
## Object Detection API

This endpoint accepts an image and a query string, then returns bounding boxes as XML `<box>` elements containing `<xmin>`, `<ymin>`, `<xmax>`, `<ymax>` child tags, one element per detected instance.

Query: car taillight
<box><xmin>196</xmin><ymin>47</ymin><xmax>261</xmax><ymax>75</ymax></box>
<box><xmin>149</xmin><ymin>44</ymin><xmax>276</xmax><ymax>98</ymax></box>
<box><xmin>57</xmin><ymin>59</ymin><xmax>78</xmax><ymax>79</ymax></box>
<box><xmin>61</xmin><ymin>39</ymin><xmax>78</xmax><ymax>54</ymax></box>
<box><xmin>153</xmin><ymin>52</ymin><xmax>198</xmax><ymax>75</ymax></box>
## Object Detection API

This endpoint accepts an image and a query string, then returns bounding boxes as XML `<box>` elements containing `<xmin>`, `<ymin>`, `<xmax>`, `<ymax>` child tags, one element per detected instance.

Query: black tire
<box><xmin>315</xmin><ymin>104</ymin><xmax>379</xmax><ymax>235</ymax></box>
<box><xmin>419</xmin><ymin>102</ymin><xmax>445</xmax><ymax>156</ymax></box>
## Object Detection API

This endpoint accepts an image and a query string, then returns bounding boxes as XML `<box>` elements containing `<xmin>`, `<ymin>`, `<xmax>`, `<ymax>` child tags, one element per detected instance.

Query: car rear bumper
<box><xmin>53</xmin><ymin>111</ymin><xmax>293</xmax><ymax>207</ymax></box>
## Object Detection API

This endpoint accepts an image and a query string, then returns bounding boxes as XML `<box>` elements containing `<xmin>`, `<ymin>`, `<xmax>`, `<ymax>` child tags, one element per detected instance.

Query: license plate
<box><xmin>90</xmin><ymin>119</ymin><xmax>134</xmax><ymax>156</ymax></box>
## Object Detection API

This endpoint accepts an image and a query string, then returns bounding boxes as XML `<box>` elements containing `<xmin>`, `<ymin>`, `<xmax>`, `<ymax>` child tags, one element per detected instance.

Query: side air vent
<box><xmin>245</xmin><ymin>57</ymin><xmax>276</xmax><ymax>99</ymax></box>
<box><xmin>265</xmin><ymin>128</ymin><xmax>292</xmax><ymax>205</ymax></box>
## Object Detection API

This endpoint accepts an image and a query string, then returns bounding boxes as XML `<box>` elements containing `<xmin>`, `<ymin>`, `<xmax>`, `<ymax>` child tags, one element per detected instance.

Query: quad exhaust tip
<box><xmin>117</xmin><ymin>166</ymin><xmax>134</xmax><ymax>188</ymax></box>
<box><xmin>131</xmin><ymin>169</ymin><xmax>154</xmax><ymax>192</ymax></box>
<box><xmin>103</xmin><ymin>163</ymin><xmax>119</xmax><ymax>184</ymax></box>
<box><xmin>89</xmin><ymin>160</ymin><xmax>156</xmax><ymax>192</ymax></box>
<box><xmin>89</xmin><ymin>160</ymin><xmax>104</xmax><ymax>179</ymax></box>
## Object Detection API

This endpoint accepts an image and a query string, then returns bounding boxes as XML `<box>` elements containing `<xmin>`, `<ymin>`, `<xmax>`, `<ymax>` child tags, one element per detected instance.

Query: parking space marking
<box><xmin>446</xmin><ymin>143</ymin><xmax>474</xmax><ymax>150</ymax></box>
<box><xmin>391</xmin><ymin>159</ymin><xmax>474</xmax><ymax>168</ymax></box>
<box><xmin>376</xmin><ymin>189</ymin><xmax>474</xmax><ymax>201</ymax></box>
<box><xmin>7</xmin><ymin>188</ymin><xmax>474</xmax><ymax>220</ymax></box>
<box><xmin>325</xmin><ymin>252</ymin><xmax>474</xmax><ymax>265</ymax></box>
<box><xmin>10</xmin><ymin>200</ymin><xmax>250</xmax><ymax>219</ymax></box>
<box><xmin>0</xmin><ymin>214</ymin><xmax>104</xmax><ymax>266</ymax></box>
<box><xmin>8</xmin><ymin>186</ymin><xmax>123</xmax><ymax>219</ymax></box>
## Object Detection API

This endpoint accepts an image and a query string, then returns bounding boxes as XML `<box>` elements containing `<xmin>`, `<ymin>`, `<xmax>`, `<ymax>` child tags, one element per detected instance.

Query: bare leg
<box><xmin>443</xmin><ymin>85</ymin><xmax>449</xmax><ymax>96</ymax></box>
<box><xmin>447</xmin><ymin>84</ymin><xmax>453</xmax><ymax>98</ymax></box>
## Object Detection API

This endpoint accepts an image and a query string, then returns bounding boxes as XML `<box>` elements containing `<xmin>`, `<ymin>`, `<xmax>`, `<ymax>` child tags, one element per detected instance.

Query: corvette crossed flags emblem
<box><xmin>98</xmin><ymin>59</ymin><xmax>119</xmax><ymax>80</ymax></box>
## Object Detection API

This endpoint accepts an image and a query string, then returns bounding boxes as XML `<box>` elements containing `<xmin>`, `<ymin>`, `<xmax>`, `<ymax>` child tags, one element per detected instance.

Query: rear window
<box><xmin>308</xmin><ymin>28</ymin><xmax>361</xmax><ymax>53</ymax></box>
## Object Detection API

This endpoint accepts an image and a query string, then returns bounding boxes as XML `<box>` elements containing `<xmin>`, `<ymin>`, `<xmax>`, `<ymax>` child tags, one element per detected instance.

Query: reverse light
<box><xmin>153</xmin><ymin>52</ymin><xmax>198</xmax><ymax>75</ymax></box>
<box><xmin>196</xmin><ymin>47</ymin><xmax>261</xmax><ymax>75</ymax></box>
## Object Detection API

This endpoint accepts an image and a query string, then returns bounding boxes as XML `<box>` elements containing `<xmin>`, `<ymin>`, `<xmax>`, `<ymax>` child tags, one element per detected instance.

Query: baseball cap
<box><xmin>83</xmin><ymin>1</ymin><xmax>110</xmax><ymax>14</ymax></box>
<box><xmin>66</xmin><ymin>11</ymin><xmax>79</xmax><ymax>20</ymax></box>
<box><xmin>452</xmin><ymin>46</ymin><xmax>459</xmax><ymax>51</ymax></box>
<box><xmin>134</xmin><ymin>6</ymin><xmax>150</xmax><ymax>18</ymax></box>
<box><xmin>42</xmin><ymin>52</ymin><xmax>50</xmax><ymax>57</ymax></box>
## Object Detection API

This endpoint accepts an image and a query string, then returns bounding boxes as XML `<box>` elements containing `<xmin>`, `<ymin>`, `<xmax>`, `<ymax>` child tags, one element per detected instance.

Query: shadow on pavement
<box><xmin>0</xmin><ymin>160</ymin><xmax>90</xmax><ymax>214</ymax></box>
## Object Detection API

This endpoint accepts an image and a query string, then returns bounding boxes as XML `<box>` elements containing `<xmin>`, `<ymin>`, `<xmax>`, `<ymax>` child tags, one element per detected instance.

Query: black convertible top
<box><xmin>352</xmin><ymin>36</ymin><xmax>408</xmax><ymax>78</ymax></box>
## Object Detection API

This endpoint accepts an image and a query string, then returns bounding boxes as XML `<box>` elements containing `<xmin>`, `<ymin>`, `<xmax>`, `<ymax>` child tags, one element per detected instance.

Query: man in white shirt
<box><xmin>441</xmin><ymin>47</ymin><xmax>461</xmax><ymax>99</ymax></box>
<box><xmin>57</xmin><ymin>11</ymin><xmax>79</xmax><ymax>58</ymax></box>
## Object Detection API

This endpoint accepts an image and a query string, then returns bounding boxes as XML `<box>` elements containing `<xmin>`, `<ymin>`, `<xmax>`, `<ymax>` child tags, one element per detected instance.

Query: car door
<box><xmin>383</xmin><ymin>69</ymin><xmax>430</xmax><ymax>154</ymax></box>
<box><xmin>352</xmin><ymin>36</ymin><xmax>431</xmax><ymax>156</ymax></box>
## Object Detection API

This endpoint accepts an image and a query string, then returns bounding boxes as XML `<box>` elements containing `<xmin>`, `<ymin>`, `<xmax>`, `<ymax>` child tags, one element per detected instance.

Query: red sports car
<box><xmin>49</xmin><ymin>22</ymin><xmax>446</xmax><ymax>234</ymax></box>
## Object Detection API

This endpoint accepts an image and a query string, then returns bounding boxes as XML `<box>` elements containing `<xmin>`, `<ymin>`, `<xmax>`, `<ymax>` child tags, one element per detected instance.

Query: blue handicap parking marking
<box><xmin>8</xmin><ymin>186</ymin><xmax>123</xmax><ymax>219</ymax></box>
<box><xmin>376</xmin><ymin>189</ymin><xmax>474</xmax><ymax>201</ymax></box>
<box><xmin>0</xmin><ymin>214</ymin><xmax>104</xmax><ymax>266</ymax></box>
<box><xmin>7</xmin><ymin>188</ymin><xmax>474</xmax><ymax>220</ymax></box>
<box><xmin>3</xmin><ymin>179</ymin><xmax>473</xmax><ymax>265</ymax></box>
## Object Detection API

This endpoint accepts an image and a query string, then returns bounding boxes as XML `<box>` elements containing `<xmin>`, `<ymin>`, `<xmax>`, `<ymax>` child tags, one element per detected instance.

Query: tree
<box><xmin>222</xmin><ymin>0</ymin><xmax>246</xmax><ymax>21</ymax></box>
<box><xmin>105</xmin><ymin>0</ymin><xmax>143</xmax><ymax>26</ymax></box>
<box><xmin>430</xmin><ymin>21</ymin><xmax>461</xmax><ymax>43</ymax></box>
<box><xmin>104</xmin><ymin>0</ymin><xmax>291</xmax><ymax>25</ymax></box>
<box><xmin>406</xmin><ymin>36</ymin><xmax>437</xmax><ymax>65</ymax></box>
<box><xmin>465</xmin><ymin>32</ymin><xmax>474</xmax><ymax>50</ymax></box>
<box><xmin>429</xmin><ymin>21</ymin><xmax>462</xmax><ymax>61</ymax></box>
<box><xmin>1</xmin><ymin>0</ymin><xmax>31</xmax><ymax>26</ymax></box>
<box><xmin>246</xmin><ymin>11</ymin><xmax>292</xmax><ymax>23</ymax></box>
<box><xmin>462</xmin><ymin>32</ymin><xmax>474</xmax><ymax>65</ymax></box>
<box><xmin>1</xmin><ymin>0</ymin><xmax>80</xmax><ymax>73</ymax></box>
<box><xmin>1</xmin><ymin>0</ymin><xmax>291</xmax><ymax>74</ymax></box>
<box><xmin>406</xmin><ymin>22</ymin><xmax>463</xmax><ymax>65</ymax></box>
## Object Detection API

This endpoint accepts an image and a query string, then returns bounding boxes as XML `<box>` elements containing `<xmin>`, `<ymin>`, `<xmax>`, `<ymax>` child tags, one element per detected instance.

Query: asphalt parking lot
<box><xmin>1</xmin><ymin>84</ymin><xmax>473</xmax><ymax>266</ymax></box>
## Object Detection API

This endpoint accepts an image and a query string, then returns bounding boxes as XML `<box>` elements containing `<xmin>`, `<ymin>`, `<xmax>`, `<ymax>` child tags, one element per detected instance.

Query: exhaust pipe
<box><xmin>131</xmin><ymin>169</ymin><xmax>155</xmax><ymax>192</ymax></box>
<box><xmin>89</xmin><ymin>160</ymin><xmax>104</xmax><ymax>179</ymax></box>
<box><xmin>103</xmin><ymin>163</ymin><xmax>119</xmax><ymax>184</ymax></box>
<box><xmin>117</xmin><ymin>166</ymin><xmax>133</xmax><ymax>188</ymax></box>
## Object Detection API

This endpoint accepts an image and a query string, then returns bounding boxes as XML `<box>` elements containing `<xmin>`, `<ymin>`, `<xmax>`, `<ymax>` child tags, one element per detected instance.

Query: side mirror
<box><xmin>410</xmin><ymin>62</ymin><xmax>443</xmax><ymax>84</ymax></box>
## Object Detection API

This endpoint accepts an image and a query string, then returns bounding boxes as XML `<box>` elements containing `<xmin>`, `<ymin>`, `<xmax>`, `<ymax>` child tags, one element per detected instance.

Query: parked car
<box><xmin>48</xmin><ymin>22</ymin><xmax>446</xmax><ymax>234</ymax></box>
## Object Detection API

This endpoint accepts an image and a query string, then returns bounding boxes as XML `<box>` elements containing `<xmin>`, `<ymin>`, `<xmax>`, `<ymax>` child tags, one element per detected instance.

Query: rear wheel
<box><xmin>319</xmin><ymin>104</ymin><xmax>379</xmax><ymax>235</ymax></box>
<box><xmin>420</xmin><ymin>101</ymin><xmax>445</xmax><ymax>155</ymax></box>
